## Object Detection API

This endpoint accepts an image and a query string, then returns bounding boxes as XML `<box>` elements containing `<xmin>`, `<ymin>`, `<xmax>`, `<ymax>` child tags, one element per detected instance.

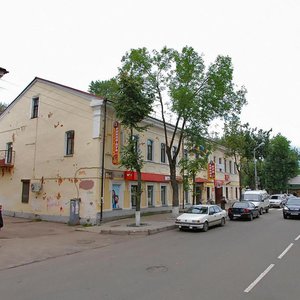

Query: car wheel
<box><xmin>256</xmin><ymin>212</ymin><xmax>260</xmax><ymax>218</ymax></box>
<box><xmin>283</xmin><ymin>214</ymin><xmax>288</xmax><ymax>219</ymax></box>
<box><xmin>229</xmin><ymin>216</ymin><xmax>234</xmax><ymax>221</ymax></box>
<box><xmin>202</xmin><ymin>221</ymin><xmax>209</xmax><ymax>232</ymax></box>
<box><xmin>248</xmin><ymin>213</ymin><xmax>253</xmax><ymax>221</ymax></box>
<box><xmin>265</xmin><ymin>208</ymin><xmax>269</xmax><ymax>213</ymax></box>
<box><xmin>220</xmin><ymin>217</ymin><xmax>226</xmax><ymax>227</ymax></box>
<box><xmin>259</xmin><ymin>208</ymin><xmax>263</xmax><ymax>215</ymax></box>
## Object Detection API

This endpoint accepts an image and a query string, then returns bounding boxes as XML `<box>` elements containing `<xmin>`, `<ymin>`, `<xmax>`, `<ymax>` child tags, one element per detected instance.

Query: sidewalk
<box><xmin>0</xmin><ymin>213</ymin><xmax>177</xmax><ymax>270</ymax></box>
<box><xmin>77</xmin><ymin>212</ymin><xmax>177</xmax><ymax>235</ymax></box>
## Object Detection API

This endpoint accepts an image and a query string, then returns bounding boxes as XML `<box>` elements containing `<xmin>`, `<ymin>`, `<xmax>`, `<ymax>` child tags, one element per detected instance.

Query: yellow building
<box><xmin>0</xmin><ymin>78</ymin><xmax>240</xmax><ymax>224</ymax></box>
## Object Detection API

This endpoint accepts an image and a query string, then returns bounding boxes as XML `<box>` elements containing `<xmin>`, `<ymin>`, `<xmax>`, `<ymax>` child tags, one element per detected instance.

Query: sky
<box><xmin>1</xmin><ymin>0</ymin><xmax>300</xmax><ymax>146</ymax></box>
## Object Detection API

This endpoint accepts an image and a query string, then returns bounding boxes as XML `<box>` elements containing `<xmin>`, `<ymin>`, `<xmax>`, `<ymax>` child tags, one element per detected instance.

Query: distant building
<box><xmin>0</xmin><ymin>77</ymin><xmax>240</xmax><ymax>224</ymax></box>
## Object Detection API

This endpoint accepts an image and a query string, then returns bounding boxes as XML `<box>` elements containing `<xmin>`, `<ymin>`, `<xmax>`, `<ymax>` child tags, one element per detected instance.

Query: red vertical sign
<box><xmin>208</xmin><ymin>161</ymin><xmax>216</xmax><ymax>180</ymax></box>
<box><xmin>112</xmin><ymin>121</ymin><xmax>120</xmax><ymax>165</ymax></box>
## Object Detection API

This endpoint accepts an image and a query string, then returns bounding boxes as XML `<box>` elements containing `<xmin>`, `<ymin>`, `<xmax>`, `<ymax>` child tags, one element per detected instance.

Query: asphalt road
<box><xmin>0</xmin><ymin>208</ymin><xmax>299</xmax><ymax>300</ymax></box>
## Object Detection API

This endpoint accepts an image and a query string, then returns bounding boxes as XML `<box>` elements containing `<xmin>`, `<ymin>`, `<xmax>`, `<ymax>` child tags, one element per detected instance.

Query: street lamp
<box><xmin>254</xmin><ymin>142</ymin><xmax>264</xmax><ymax>190</ymax></box>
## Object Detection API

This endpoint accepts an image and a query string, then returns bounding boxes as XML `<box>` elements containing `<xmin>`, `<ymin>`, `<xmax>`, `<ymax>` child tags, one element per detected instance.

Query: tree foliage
<box><xmin>88</xmin><ymin>78</ymin><xmax>119</xmax><ymax>100</ymax></box>
<box><xmin>222</xmin><ymin>118</ymin><xmax>271</xmax><ymax>192</ymax></box>
<box><xmin>263</xmin><ymin>134</ymin><xmax>299</xmax><ymax>193</ymax></box>
<box><xmin>113</xmin><ymin>71</ymin><xmax>154</xmax><ymax>225</ymax></box>
<box><xmin>120</xmin><ymin>46</ymin><xmax>247</xmax><ymax>211</ymax></box>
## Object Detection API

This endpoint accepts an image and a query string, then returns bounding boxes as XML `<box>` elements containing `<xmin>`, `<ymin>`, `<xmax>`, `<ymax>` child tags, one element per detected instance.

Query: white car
<box><xmin>269</xmin><ymin>194</ymin><xmax>285</xmax><ymax>208</ymax></box>
<box><xmin>175</xmin><ymin>205</ymin><xmax>227</xmax><ymax>232</ymax></box>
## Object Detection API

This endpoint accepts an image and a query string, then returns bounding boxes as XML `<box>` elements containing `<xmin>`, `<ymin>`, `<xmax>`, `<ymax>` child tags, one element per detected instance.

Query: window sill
<box><xmin>64</xmin><ymin>154</ymin><xmax>74</xmax><ymax>157</ymax></box>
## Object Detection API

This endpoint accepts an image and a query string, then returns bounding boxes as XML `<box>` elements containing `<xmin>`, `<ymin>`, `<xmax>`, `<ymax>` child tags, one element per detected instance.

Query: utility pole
<box><xmin>254</xmin><ymin>142</ymin><xmax>264</xmax><ymax>190</ymax></box>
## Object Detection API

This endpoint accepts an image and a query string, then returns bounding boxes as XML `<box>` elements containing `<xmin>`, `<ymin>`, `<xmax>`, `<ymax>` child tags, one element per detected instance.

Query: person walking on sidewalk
<box><xmin>220</xmin><ymin>196</ymin><xmax>227</xmax><ymax>210</ymax></box>
<box><xmin>0</xmin><ymin>204</ymin><xmax>3</xmax><ymax>230</ymax></box>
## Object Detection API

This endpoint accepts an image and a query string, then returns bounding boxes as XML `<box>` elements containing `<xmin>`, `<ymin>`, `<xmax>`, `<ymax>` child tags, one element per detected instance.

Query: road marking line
<box><xmin>295</xmin><ymin>235</ymin><xmax>300</xmax><ymax>241</ymax></box>
<box><xmin>278</xmin><ymin>243</ymin><xmax>294</xmax><ymax>259</ymax></box>
<box><xmin>244</xmin><ymin>264</ymin><xmax>275</xmax><ymax>293</ymax></box>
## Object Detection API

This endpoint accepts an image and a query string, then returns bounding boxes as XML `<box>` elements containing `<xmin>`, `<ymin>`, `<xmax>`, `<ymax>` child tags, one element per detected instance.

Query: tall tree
<box><xmin>222</xmin><ymin>119</ymin><xmax>271</xmax><ymax>192</ymax></box>
<box><xmin>264</xmin><ymin>134</ymin><xmax>299</xmax><ymax>193</ymax></box>
<box><xmin>114</xmin><ymin>71</ymin><xmax>154</xmax><ymax>226</ymax></box>
<box><xmin>121</xmin><ymin>46</ymin><xmax>247</xmax><ymax>215</ymax></box>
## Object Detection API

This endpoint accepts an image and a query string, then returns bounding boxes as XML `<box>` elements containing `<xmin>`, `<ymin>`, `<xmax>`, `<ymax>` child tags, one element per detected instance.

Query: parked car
<box><xmin>283</xmin><ymin>197</ymin><xmax>300</xmax><ymax>219</ymax></box>
<box><xmin>175</xmin><ymin>205</ymin><xmax>227</xmax><ymax>232</ymax></box>
<box><xmin>269</xmin><ymin>194</ymin><xmax>285</xmax><ymax>208</ymax></box>
<box><xmin>242</xmin><ymin>190</ymin><xmax>270</xmax><ymax>215</ymax></box>
<box><xmin>228</xmin><ymin>201</ymin><xmax>259</xmax><ymax>221</ymax></box>
<box><xmin>282</xmin><ymin>194</ymin><xmax>296</xmax><ymax>206</ymax></box>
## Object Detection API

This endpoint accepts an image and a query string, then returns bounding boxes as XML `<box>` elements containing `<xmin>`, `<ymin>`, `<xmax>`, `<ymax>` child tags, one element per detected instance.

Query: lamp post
<box><xmin>254</xmin><ymin>142</ymin><xmax>264</xmax><ymax>190</ymax></box>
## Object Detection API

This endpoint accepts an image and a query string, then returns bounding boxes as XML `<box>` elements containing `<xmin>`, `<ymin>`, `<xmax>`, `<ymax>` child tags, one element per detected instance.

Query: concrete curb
<box><xmin>99</xmin><ymin>224</ymin><xmax>177</xmax><ymax>235</ymax></box>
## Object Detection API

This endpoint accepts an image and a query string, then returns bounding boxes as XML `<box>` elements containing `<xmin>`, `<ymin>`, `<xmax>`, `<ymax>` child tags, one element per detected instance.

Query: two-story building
<box><xmin>0</xmin><ymin>77</ymin><xmax>240</xmax><ymax>224</ymax></box>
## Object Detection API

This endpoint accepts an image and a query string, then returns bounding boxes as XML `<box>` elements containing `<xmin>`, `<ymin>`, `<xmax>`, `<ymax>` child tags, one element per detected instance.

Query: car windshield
<box><xmin>233</xmin><ymin>202</ymin><xmax>249</xmax><ymax>208</ymax></box>
<box><xmin>187</xmin><ymin>207</ymin><xmax>208</xmax><ymax>214</ymax></box>
<box><xmin>286</xmin><ymin>199</ymin><xmax>300</xmax><ymax>206</ymax></box>
<box><xmin>243</xmin><ymin>194</ymin><xmax>261</xmax><ymax>201</ymax></box>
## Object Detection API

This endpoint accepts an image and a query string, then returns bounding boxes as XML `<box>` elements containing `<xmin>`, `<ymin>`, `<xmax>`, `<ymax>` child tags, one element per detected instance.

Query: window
<box><xmin>147</xmin><ymin>185</ymin><xmax>154</xmax><ymax>206</ymax></box>
<box><xmin>21</xmin><ymin>180</ymin><xmax>30</xmax><ymax>203</ymax></box>
<box><xmin>224</xmin><ymin>159</ymin><xmax>227</xmax><ymax>172</ymax></box>
<box><xmin>236</xmin><ymin>187</ymin><xmax>239</xmax><ymax>199</ymax></box>
<box><xmin>218</xmin><ymin>157</ymin><xmax>222</xmax><ymax>164</ymax></box>
<box><xmin>6</xmin><ymin>142</ymin><xmax>13</xmax><ymax>164</ymax></box>
<box><xmin>161</xmin><ymin>185</ymin><xmax>167</xmax><ymax>205</ymax></box>
<box><xmin>65</xmin><ymin>130</ymin><xmax>75</xmax><ymax>156</ymax></box>
<box><xmin>132</xmin><ymin>135</ymin><xmax>139</xmax><ymax>153</ymax></box>
<box><xmin>229</xmin><ymin>160</ymin><xmax>232</xmax><ymax>174</ymax></box>
<box><xmin>172</xmin><ymin>146</ymin><xmax>177</xmax><ymax>163</ymax></box>
<box><xmin>131</xmin><ymin>185</ymin><xmax>138</xmax><ymax>207</ymax></box>
<box><xmin>147</xmin><ymin>139</ymin><xmax>153</xmax><ymax>161</ymax></box>
<box><xmin>31</xmin><ymin>97</ymin><xmax>39</xmax><ymax>118</ymax></box>
<box><xmin>161</xmin><ymin>143</ymin><xmax>166</xmax><ymax>163</ymax></box>
<box><xmin>184</xmin><ymin>148</ymin><xmax>188</xmax><ymax>159</ymax></box>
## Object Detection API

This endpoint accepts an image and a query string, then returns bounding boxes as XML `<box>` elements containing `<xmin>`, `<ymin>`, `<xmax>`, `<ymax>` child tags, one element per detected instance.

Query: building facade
<box><xmin>0</xmin><ymin>78</ymin><xmax>240</xmax><ymax>224</ymax></box>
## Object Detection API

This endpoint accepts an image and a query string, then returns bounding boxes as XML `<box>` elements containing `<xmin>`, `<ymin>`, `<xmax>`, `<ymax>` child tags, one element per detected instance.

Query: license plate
<box><xmin>290</xmin><ymin>212</ymin><xmax>299</xmax><ymax>215</ymax></box>
<box><xmin>234</xmin><ymin>214</ymin><xmax>241</xmax><ymax>217</ymax></box>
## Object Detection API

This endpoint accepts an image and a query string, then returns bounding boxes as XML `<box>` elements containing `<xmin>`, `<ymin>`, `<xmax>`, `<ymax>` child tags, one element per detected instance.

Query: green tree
<box><xmin>88</xmin><ymin>78</ymin><xmax>119</xmax><ymax>100</ymax></box>
<box><xmin>222</xmin><ymin>119</ymin><xmax>271</xmax><ymax>192</ymax></box>
<box><xmin>114</xmin><ymin>71</ymin><xmax>154</xmax><ymax>226</ymax></box>
<box><xmin>264</xmin><ymin>134</ymin><xmax>299</xmax><ymax>193</ymax></box>
<box><xmin>121</xmin><ymin>46</ymin><xmax>247</xmax><ymax>215</ymax></box>
<box><xmin>179</xmin><ymin>136</ymin><xmax>211</xmax><ymax>205</ymax></box>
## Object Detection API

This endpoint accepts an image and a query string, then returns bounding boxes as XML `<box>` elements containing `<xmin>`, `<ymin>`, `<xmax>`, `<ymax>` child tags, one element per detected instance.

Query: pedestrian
<box><xmin>0</xmin><ymin>204</ymin><xmax>3</xmax><ymax>230</ymax></box>
<box><xmin>220</xmin><ymin>196</ymin><xmax>227</xmax><ymax>210</ymax></box>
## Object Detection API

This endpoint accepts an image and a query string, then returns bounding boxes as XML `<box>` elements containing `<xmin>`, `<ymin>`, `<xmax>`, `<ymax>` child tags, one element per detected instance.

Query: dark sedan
<box><xmin>228</xmin><ymin>201</ymin><xmax>259</xmax><ymax>221</ymax></box>
<box><xmin>283</xmin><ymin>197</ymin><xmax>300</xmax><ymax>219</ymax></box>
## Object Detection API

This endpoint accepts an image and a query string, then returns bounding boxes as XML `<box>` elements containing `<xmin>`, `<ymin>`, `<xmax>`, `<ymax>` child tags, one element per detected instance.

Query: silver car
<box><xmin>269</xmin><ymin>194</ymin><xmax>285</xmax><ymax>208</ymax></box>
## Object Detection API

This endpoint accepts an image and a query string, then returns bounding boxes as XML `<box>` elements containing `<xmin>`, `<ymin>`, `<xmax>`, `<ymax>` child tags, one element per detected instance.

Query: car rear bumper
<box><xmin>228</xmin><ymin>213</ymin><xmax>251</xmax><ymax>219</ymax></box>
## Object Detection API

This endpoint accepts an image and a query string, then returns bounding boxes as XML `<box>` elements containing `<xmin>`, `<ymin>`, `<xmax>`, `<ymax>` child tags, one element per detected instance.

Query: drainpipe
<box><xmin>99</xmin><ymin>98</ymin><xmax>107</xmax><ymax>224</ymax></box>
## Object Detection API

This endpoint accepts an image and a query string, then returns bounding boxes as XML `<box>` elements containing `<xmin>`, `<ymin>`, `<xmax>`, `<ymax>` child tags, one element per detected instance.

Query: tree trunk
<box><xmin>170</xmin><ymin>162</ymin><xmax>179</xmax><ymax>216</ymax></box>
<box><xmin>192</xmin><ymin>172</ymin><xmax>196</xmax><ymax>205</ymax></box>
